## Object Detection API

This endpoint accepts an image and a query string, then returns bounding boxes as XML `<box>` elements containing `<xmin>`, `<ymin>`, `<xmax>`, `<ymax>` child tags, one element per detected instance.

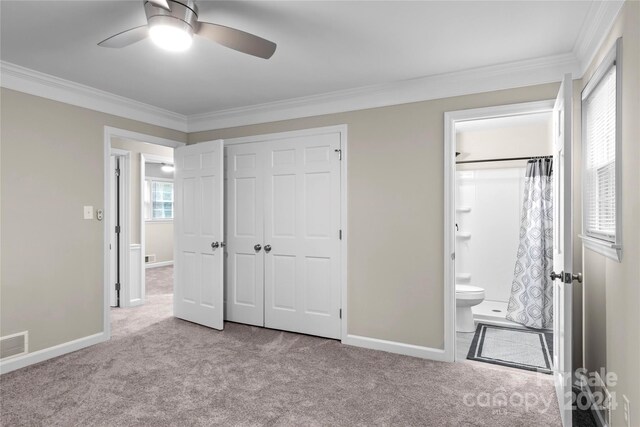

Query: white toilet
<box><xmin>455</xmin><ymin>285</ymin><xmax>485</xmax><ymax>332</ymax></box>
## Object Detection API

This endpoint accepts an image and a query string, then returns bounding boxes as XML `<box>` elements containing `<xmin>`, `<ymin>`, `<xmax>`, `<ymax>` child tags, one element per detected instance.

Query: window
<box><xmin>145</xmin><ymin>179</ymin><xmax>174</xmax><ymax>220</ymax></box>
<box><xmin>581</xmin><ymin>38</ymin><xmax>622</xmax><ymax>261</ymax></box>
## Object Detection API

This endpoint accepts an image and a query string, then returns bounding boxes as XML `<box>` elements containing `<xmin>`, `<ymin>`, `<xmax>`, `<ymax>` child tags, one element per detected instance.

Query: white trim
<box><xmin>342</xmin><ymin>335</ymin><xmax>449</xmax><ymax>362</ymax></box>
<box><xmin>140</xmin><ymin>155</ymin><xmax>147</xmax><ymax>306</ymax></box>
<box><xmin>573</xmin><ymin>1</ymin><xmax>625</xmax><ymax>76</ymax></box>
<box><xmin>129</xmin><ymin>244</ymin><xmax>144</xmax><ymax>306</ymax></box>
<box><xmin>443</xmin><ymin>100</ymin><xmax>556</xmax><ymax>363</ymax></box>
<box><xmin>104</xmin><ymin>127</ymin><xmax>183</xmax><ymax>343</ymax></box>
<box><xmin>339</xmin><ymin>128</ymin><xmax>349</xmax><ymax>343</ymax></box>
<box><xmin>0</xmin><ymin>332</ymin><xmax>107</xmax><ymax>375</ymax></box>
<box><xmin>1</xmin><ymin>61</ymin><xmax>188</xmax><ymax>132</ymax></box>
<box><xmin>222</xmin><ymin>125</ymin><xmax>348</xmax><ymax>341</ymax></box>
<box><xmin>188</xmin><ymin>54</ymin><xmax>580</xmax><ymax>132</ymax></box>
<box><xmin>110</xmin><ymin>149</ymin><xmax>132</xmax><ymax>308</ymax></box>
<box><xmin>146</xmin><ymin>260</ymin><xmax>174</xmax><ymax>269</ymax></box>
<box><xmin>580</xmin><ymin>235</ymin><xmax>622</xmax><ymax>262</ymax></box>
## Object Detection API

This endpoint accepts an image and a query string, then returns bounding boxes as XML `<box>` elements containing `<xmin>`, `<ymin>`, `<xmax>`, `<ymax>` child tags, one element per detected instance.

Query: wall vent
<box><xmin>145</xmin><ymin>254</ymin><xmax>156</xmax><ymax>263</ymax></box>
<box><xmin>0</xmin><ymin>331</ymin><xmax>28</xmax><ymax>360</ymax></box>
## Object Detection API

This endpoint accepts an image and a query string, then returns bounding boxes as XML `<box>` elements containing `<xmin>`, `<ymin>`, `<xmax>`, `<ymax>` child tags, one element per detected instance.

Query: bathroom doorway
<box><xmin>447</xmin><ymin>103</ymin><xmax>557</xmax><ymax>374</ymax></box>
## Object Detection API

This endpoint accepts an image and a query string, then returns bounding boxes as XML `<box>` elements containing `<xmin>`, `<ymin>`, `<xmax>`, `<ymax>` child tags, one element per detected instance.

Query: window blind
<box><xmin>583</xmin><ymin>65</ymin><xmax>617</xmax><ymax>241</ymax></box>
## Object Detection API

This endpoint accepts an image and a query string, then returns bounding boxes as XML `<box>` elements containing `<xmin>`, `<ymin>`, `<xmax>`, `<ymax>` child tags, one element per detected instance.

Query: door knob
<box><xmin>264</xmin><ymin>245</ymin><xmax>272</xmax><ymax>253</ymax></box>
<box><xmin>550</xmin><ymin>271</ymin><xmax>563</xmax><ymax>281</ymax></box>
<box><xmin>254</xmin><ymin>244</ymin><xmax>262</xmax><ymax>251</ymax></box>
<box><xmin>211</xmin><ymin>242</ymin><xmax>220</xmax><ymax>249</ymax></box>
<box><xmin>572</xmin><ymin>273</ymin><xmax>583</xmax><ymax>283</ymax></box>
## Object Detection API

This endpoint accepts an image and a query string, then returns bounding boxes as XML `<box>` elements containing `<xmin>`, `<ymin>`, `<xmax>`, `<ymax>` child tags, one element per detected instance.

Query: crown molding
<box><xmin>573</xmin><ymin>0</ymin><xmax>625</xmax><ymax>75</ymax></box>
<box><xmin>1</xmin><ymin>0</ymin><xmax>623</xmax><ymax>134</ymax></box>
<box><xmin>0</xmin><ymin>61</ymin><xmax>188</xmax><ymax>132</ymax></box>
<box><xmin>187</xmin><ymin>53</ymin><xmax>580</xmax><ymax>132</ymax></box>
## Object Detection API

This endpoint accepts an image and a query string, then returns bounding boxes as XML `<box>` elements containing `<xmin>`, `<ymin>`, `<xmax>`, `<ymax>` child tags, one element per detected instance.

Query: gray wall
<box><xmin>0</xmin><ymin>88</ymin><xmax>186</xmax><ymax>353</ymax></box>
<box><xmin>579</xmin><ymin>2</ymin><xmax>640</xmax><ymax>425</ymax></box>
<box><xmin>189</xmin><ymin>82</ymin><xmax>561</xmax><ymax>348</ymax></box>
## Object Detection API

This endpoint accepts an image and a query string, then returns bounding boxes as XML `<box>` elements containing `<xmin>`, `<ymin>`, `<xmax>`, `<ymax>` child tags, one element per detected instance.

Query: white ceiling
<box><xmin>0</xmin><ymin>1</ymin><xmax>601</xmax><ymax>118</ymax></box>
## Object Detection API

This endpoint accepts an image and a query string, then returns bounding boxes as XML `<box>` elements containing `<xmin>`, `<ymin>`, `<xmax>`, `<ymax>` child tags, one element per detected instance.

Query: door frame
<box><xmin>222</xmin><ymin>124</ymin><xmax>348</xmax><ymax>340</ymax></box>
<box><xmin>103</xmin><ymin>126</ymin><xmax>185</xmax><ymax>340</ymax></box>
<box><xmin>443</xmin><ymin>100</ymin><xmax>555</xmax><ymax>362</ymax></box>
<box><xmin>110</xmin><ymin>148</ymin><xmax>130</xmax><ymax>308</ymax></box>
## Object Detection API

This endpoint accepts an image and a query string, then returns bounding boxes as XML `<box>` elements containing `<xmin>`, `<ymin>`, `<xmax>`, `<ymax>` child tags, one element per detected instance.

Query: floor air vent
<box><xmin>0</xmin><ymin>331</ymin><xmax>28</xmax><ymax>360</ymax></box>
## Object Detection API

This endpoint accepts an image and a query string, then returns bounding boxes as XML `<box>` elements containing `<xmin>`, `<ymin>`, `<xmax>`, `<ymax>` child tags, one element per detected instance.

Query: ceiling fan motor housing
<box><xmin>144</xmin><ymin>0</ymin><xmax>199</xmax><ymax>37</ymax></box>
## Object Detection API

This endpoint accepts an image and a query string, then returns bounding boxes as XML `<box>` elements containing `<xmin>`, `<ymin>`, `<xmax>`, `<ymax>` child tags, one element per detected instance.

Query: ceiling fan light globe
<box><xmin>149</xmin><ymin>24</ymin><xmax>193</xmax><ymax>52</ymax></box>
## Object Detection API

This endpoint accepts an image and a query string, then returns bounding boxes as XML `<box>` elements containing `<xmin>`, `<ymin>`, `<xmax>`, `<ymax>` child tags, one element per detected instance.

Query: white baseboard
<box><xmin>0</xmin><ymin>332</ymin><xmax>108</xmax><ymax>375</ymax></box>
<box><xmin>342</xmin><ymin>334</ymin><xmax>449</xmax><ymax>362</ymax></box>
<box><xmin>145</xmin><ymin>260</ymin><xmax>173</xmax><ymax>269</ymax></box>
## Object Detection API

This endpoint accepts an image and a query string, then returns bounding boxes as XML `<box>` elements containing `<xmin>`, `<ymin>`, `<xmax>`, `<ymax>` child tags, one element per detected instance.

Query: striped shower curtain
<box><xmin>506</xmin><ymin>158</ymin><xmax>554</xmax><ymax>329</ymax></box>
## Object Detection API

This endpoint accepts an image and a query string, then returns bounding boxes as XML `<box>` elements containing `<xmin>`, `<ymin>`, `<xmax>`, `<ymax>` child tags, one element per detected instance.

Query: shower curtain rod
<box><xmin>456</xmin><ymin>155</ymin><xmax>552</xmax><ymax>165</ymax></box>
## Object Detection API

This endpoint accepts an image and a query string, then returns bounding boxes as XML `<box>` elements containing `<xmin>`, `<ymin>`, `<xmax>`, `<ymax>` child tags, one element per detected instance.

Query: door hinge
<box><xmin>339</xmin><ymin>229</ymin><xmax>342</xmax><ymax>240</ymax></box>
<box><xmin>334</xmin><ymin>149</ymin><xmax>342</xmax><ymax>160</ymax></box>
<box><xmin>339</xmin><ymin>308</ymin><xmax>342</xmax><ymax>319</ymax></box>
<box><xmin>115</xmin><ymin>283</ymin><xmax>121</xmax><ymax>291</ymax></box>
<box><xmin>115</xmin><ymin>225</ymin><xmax>121</xmax><ymax>234</ymax></box>
<box><xmin>451</xmin><ymin>252</ymin><xmax>455</xmax><ymax>260</ymax></box>
<box><xmin>115</xmin><ymin>167</ymin><xmax>121</xmax><ymax>177</ymax></box>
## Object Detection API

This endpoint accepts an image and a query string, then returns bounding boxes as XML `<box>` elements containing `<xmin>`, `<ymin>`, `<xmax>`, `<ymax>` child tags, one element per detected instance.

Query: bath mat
<box><xmin>467</xmin><ymin>323</ymin><xmax>553</xmax><ymax>374</ymax></box>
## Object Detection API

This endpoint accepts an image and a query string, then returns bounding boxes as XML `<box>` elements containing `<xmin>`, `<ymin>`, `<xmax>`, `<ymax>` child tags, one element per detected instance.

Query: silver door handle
<box><xmin>550</xmin><ymin>271</ymin><xmax>583</xmax><ymax>283</ymax></box>
<box><xmin>264</xmin><ymin>245</ymin><xmax>272</xmax><ymax>253</ymax></box>
<box><xmin>254</xmin><ymin>244</ymin><xmax>262</xmax><ymax>252</ymax></box>
<box><xmin>211</xmin><ymin>242</ymin><xmax>219</xmax><ymax>249</ymax></box>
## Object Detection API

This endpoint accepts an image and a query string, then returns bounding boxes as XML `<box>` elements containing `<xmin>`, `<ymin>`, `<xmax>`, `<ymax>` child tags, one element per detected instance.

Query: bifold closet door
<box><xmin>264</xmin><ymin>133</ymin><xmax>342</xmax><ymax>339</ymax></box>
<box><xmin>224</xmin><ymin>144</ymin><xmax>265</xmax><ymax>326</ymax></box>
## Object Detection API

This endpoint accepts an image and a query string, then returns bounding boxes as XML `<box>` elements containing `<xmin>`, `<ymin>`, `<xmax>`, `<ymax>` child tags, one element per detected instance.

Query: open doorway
<box><xmin>104</xmin><ymin>128</ymin><xmax>184</xmax><ymax>336</ymax></box>
<box><xmin>141</xmin><ymin>154</ymin><xmax>175</xmax><ymax>304</ymax></box>
<box><xmin>453</xmin><ymin>111</ymin><xmax>555</xmax><ymax>372</ymax></box>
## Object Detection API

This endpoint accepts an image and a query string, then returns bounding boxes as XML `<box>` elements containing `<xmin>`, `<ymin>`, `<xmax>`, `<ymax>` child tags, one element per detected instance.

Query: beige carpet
<box><xmin>1</xmin><ymin>267</ymin><xmax>561</xmax><ymax>426</ymax></box>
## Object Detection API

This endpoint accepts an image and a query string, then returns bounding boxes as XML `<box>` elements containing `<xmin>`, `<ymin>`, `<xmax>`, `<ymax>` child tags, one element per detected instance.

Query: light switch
<box><xmin>83</xmin><ymin>206</ymin><xmax>94</xmax><ymax>220</ymax></box>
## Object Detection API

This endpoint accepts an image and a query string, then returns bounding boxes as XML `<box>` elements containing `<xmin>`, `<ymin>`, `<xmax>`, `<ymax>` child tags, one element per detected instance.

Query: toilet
<box><xmin>455</xmin><ymin>285</ymin><xmax>485</xmax><ymax>332</ymax></box>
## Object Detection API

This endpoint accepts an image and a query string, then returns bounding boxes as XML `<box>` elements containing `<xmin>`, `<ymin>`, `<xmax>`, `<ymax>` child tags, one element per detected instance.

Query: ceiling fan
<box><xmin>98</xmin><ymin>0</ymin><xmax>276</xmax><ymax>59</ymax></box>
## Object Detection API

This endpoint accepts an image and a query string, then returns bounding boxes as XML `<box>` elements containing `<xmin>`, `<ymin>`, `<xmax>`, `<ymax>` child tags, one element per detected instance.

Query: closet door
<box><xmin>263</xmin><ymin>133</ymin><xmax>342</xmax><ymax>339</ymax></box>
<box><xmin>224</xmin><ymin>143</ymin><xmax>265</xmax><ymax>326</ymax></box>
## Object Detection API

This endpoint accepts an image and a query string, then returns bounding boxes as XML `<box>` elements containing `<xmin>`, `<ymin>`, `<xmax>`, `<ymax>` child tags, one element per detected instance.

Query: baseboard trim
<box><xmin>0</xmin><ymin>332</ymin><xmax>108</xmax><ymax>375</ymax></box>
<box><xmin>145</xmin><ymin>260</ymin><xmax>174</xmax><ymax>269</ymax></box>
<box><xmin>342</xmin><ymin>334</ymin><xmax>449</xmax><ymax>362</ymax></box>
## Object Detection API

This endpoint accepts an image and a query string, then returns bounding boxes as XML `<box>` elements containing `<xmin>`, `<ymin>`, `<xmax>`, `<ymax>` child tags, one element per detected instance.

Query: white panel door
<box><xmin>264</xmin><ymin>133</ymin><xmax>342</xmax><ymax>339</ymax></box>
<box><xmin>174</xmin><ymin>140</ymin><xmax>224</xmax><ymax>330</ymax></box>
<box><xmin>552</xmin><ymin>74</ymin><xmax>573</xmax><ymax>427</ymax></box>
<box><xmin>224</xmin><ymin>143</ymin><xmax>265</xmax><ymax>326</ymax></box>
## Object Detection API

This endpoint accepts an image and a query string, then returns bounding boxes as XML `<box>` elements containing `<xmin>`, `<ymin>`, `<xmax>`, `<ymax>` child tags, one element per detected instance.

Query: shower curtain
<box><xmin>506</xmin><ymin>158</ymin><xmax>553</xmax><ymax>329</ymax></box>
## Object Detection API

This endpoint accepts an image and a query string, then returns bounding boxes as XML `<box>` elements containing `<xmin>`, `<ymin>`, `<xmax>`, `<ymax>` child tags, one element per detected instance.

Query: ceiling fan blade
<box><xmin>98</xmin><ymin>26</ymin><xmax>149</xmax><ymax>48</ymax></box>
<box><xmin>146</xmin><ymin>0</ymin><xmax>171</xmax><ymax>11</ymax></box>
<box><xmin>196</xmin><ymin>22</ymin><xmax>276</xmax><ymax>59</ymax></box>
